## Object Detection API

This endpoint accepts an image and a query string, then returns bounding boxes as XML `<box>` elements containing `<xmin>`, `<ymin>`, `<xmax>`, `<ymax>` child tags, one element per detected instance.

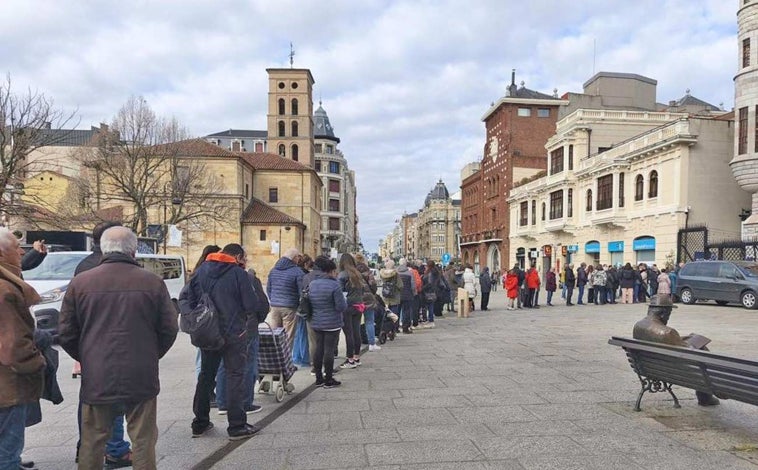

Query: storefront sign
<box><xmin>585</xmin><ymin>241</ymin><xmax>600</xmax><ymax>254</ymax></box>
<box><xmin>529</xmin><ymin>249</ymin><xmax>539</xmax><ymax>259</ymax></box>
<box><xmin>608</xmin><ymin>241</ymin><xmax>624</xmax><ymax>253</ymax></box>
<box><xmin>567</xmin><ymin>245</ymin><xmax>579</xmax><ymax>253</ymax></box>
<box><xmin>633</xmin><ymin>237</ymin><xmax>656</xmax><ymax>251</ymax></box>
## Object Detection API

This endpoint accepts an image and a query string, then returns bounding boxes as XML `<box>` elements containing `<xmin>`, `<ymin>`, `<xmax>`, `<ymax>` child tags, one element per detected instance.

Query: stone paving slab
<box><xmin>23</xmin><ymin>289</ymin><xmax>758</xmax><ymax>468</ymax></box>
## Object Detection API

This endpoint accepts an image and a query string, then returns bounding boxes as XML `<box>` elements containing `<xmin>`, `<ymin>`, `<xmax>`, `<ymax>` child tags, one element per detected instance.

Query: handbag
<box><xmin>297</xmin><ymin>282</ymin><xmax>312</xmax><ymax>319</ymax></box>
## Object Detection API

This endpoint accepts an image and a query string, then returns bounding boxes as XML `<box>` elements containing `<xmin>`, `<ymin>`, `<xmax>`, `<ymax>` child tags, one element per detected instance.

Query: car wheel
<box><xmin>715</xmin><ymin>300</ymin><xmax>729</xmax><ymax>306</ymax></box>
<box><xmin>741</xmin><ymin>291</ymin><xmax>757</xmax><ymax>309</ymax></box>
<box><xmin>680</xmin><ymin>288</ymin><xmax>695</xmax><ymax>305</ymax></box>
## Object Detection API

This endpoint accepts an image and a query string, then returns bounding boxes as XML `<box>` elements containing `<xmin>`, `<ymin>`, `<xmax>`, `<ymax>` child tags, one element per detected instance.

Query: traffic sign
<box><xmin>441</xmin><ymin>253</ymin><xmax>451</xmax><ymax>265</ymax></box>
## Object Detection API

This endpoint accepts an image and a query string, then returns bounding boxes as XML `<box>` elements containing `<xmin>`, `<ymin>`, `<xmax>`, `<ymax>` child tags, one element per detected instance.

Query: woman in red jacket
<box><xmin>505</xmin><ymin>270</ymin><xmax>519</xmax><ymax>310</ymax></box>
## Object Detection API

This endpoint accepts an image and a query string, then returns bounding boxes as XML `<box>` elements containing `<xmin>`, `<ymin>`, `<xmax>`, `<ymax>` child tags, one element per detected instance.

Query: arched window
<box><xmin>567</xmin><ymin>188</ymin><xmax>573</xmax><ymax>217</ymax></box>
<box><xmin>291</xmin><ymin>98</ymin><xmax>298</xmax><ymax>115</ymax></box>
<box><xmin>292</xmin><ymin>144</ymin><xmax>299</xmax><ymax>161</ymax></box>
<box><xmin>635</xmin><ymin>174</ymin><xmax>644</xmax><ymax>201</ymax></box>
<box><xmin>541</xmin><ymin>202</ymin><xmax>546</xmax><ymax>221</ymax></box>
<box><xmin>278</xmin><ymin>144</ymin><xmax>285</xmax><ymax>156</ymax></box>
<box><xmin>648</xmin><ymin>170</ymin><xmax>658</xmax><ymax>198</ymax></box>
<box><xmin>278</xmin><ymin>121</ymin><xmax>285</xmax><ymax>137</ymax></box>
<box><xmin>291</xmin><ymin>121</ymin><xmax>298</xmax><ymax>137</ymax></box>
<box><xmin>586</xmin><ymin>189</ymin><xmax>593</xmax><ymax>212</ymax></box>
<box><xmin>278</xmin><ymin>98</ymin><xmax>285</xmax><ymax>115</ymax></box>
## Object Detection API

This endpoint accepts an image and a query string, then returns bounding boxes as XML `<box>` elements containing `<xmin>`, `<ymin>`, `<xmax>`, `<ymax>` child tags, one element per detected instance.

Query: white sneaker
<box><xmin>368</xmin><ymin>344</ymin><xmax>382</xmax><ymax>351</ymax></box>
<box><xmin>426</xmin><ymin>323</ymin><xmax>435</xmax><ymax>329</ymax></box>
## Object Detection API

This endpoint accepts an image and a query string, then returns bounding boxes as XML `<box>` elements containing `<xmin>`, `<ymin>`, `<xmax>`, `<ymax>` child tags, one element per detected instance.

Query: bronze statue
<box><xmin>633</xmin><ymin>294</ymin><xmax>720</xmax><ymax>406</ymax></box>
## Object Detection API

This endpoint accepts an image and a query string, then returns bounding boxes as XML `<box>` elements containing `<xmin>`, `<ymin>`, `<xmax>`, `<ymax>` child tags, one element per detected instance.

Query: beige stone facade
<box><xmin>508</xmin><ymin>113</ymin><xmax>750</xmax><ymax>273</ymax></box>
<box><xmin>266</xmin><ymin>68</ymin><xmax>315</xmax><ymax>167</ymax></box>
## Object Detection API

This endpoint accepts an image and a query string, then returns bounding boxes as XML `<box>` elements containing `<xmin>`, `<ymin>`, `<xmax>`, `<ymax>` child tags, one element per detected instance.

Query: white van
<box><xmin>26</xmin><ymin>251</ymin><xmax>186</xmax><ymax>331</ymax></box>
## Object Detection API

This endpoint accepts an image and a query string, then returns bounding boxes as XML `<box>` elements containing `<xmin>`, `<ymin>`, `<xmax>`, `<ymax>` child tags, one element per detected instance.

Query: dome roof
<box><xmin>424</xmin><ymin>180</ymin><xmax>449</xmax><ymax>206</ymax></box>
<box><xmin>314</xmin><ymin>101</ymin><xmax>340</xmax><ymax>143</ymax></box>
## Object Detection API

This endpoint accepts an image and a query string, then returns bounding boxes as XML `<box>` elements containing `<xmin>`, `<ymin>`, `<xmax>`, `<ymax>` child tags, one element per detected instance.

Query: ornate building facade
<box><xmin>313</xmin><ymin>102</ymin><xmax>358</xmax><ymax>255</ymax></box>
<box><xmin>460</xmin><ymin>71</ymin><xmax>566</xmax><ymax>273</ymax></box>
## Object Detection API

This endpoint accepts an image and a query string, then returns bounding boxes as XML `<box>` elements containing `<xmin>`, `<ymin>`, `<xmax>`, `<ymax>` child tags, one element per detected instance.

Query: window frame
<box><xmin>586</xmin><ymin>189</ymin><xmax>593</xmax><ymax>212</ymax></box>
<box><xmin>596</xmin><ymin>174</ymin><xmax>613</xmax><ymax>210</ymax></box>
<box><xmin>278</xmin><ymin>120</ymin><xmax>285</xmax><ymax>137</ymax></box>
<box><xmin>648</xmin><ymin>170</ymin><xmax>658</xmax><ymax>198</ymax></box>
<box><xmin>549</xmin><ymin>147</ymin><xmax>564</xmax><ymax>175</ymax></box>
<box><xmin>268</xmin><ymin>187</ymin><xmax>279</xmax><ymax>203</ymax></box>
<box><xmin>634</xmin><ymin>175</ymin><xmax>644</xmax><ymax>201</ymax></box>
<box><xmin>517</xmin><ymin>107</ymin><xmax>531</xmax><ymax>117</ymax></box>
<box><xmin>519</xmin><ymin>201</ymin><xmax>528</xmax><ymax>226</ymax></box>
<box><xmin>549</xmin><ymin>190</ymin><xmax>563</xmax><ymax>220</ymax></box>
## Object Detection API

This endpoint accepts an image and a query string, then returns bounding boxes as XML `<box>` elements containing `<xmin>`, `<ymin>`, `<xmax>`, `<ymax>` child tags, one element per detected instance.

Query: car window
<box><xmin>23</xmin><ymin>253</ymin><xmax>90</xmax><ymax>280</ymax></box>
<box><xmin>737</xmin><ymin>264</ymin><xmax>758</xmax><ymax>278</ymax></box>
<box><xmin>718</xmin><ymin>264</ymin><xmax>741</xmax><ymax>279</ymax></box>
<box><xmin>690</xmin><ymin>263</ymin><xmax>719</xmax><ymax>277</ymax></box>
<box><xmin>137</xmin><ymin>257</ymin><xmax>183</xmax><ymax>280</ymax></box>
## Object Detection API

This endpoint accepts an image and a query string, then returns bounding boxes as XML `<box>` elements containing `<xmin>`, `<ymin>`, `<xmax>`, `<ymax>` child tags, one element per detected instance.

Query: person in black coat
<box><xmin>21</xmin><ymin>240</ymin><xmax>47</xmax><ymax>271</ymax></box>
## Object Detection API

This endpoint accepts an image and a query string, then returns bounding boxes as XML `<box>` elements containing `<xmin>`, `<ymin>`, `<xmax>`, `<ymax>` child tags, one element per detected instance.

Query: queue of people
<box><xmin>561</xmin><ymin>262</ymin><xmax>675</xmax><ymax>306</ymax></box>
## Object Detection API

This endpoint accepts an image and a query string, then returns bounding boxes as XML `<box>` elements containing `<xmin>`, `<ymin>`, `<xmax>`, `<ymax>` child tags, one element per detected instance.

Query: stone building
<box><xmin>732</xmin><ymin>0</ymin><xmax>758</xmax><ymax>240</ymax></box>
<box><xmin>509</xmin><ymin>73</ymin><xmax>748</xmax><ymax>272</ymax></box>
<box><xmin>460</xmin><ymin>70</ymin><xmax>566</xmax><ymax>273</ymax></box>
<box><xmin>415</xmin><ymin>180</ymin><xmax>461</xmax><ymax>262</ymax></box>
<box><xmin>204</xmin><ymin>129</ymin><xmax>267</xmax><ymax>153</ymax></box>
<box><xmin>267</xmin><ymin>68</ymin><xmax>315</xmax><ymax>166</ymax></box>
<box><xmin>313</xmin><ymin>101</ymin><xmax>358</xmax><ymax>255</ymax></box>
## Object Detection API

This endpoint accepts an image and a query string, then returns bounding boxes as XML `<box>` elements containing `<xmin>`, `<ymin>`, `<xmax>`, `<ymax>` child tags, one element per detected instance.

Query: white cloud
<box><xmin>0</xmin><ymin>0</ymin><xmax>740</xmax><ymax>251</ymax></box>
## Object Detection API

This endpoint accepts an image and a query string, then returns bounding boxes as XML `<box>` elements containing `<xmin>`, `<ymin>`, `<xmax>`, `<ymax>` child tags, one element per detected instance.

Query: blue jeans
<box><xmin>217</xmin><ymin>335</ymin><xmax>259</xmax><ymax>409</ymax></box>
<box><xmin>363</xmin><ymin>308</ymin><xmax>376</xmax><ymax>344</ymax></box>
<box><xmin>426</xmin><ymin>302</ymin><xmax>435</xmax><ymax>323</ymax></box>
<box><xmin>77</xmin><ymin>402</ymin><xmax>130</xmax><ymax>458</ymax></box>
<box><xmin>546</xmin><ymin>290</ymin><xmax>554</xmax><ymax>305</ymax></box>
<box><xmin>577</xmin><ymin>285</ymin><xmax>585</xmax><ymax>304</ymax></box>
<box><xmin>0</xmin><ymin>404</ymin><xmax>26</xmax><ymax>470</ymax></box>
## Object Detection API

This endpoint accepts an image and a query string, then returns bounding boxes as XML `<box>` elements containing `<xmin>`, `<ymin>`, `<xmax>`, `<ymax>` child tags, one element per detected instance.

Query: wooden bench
<box><xmin>608</xmin><ymin>336</ymin><xmax>758</xmax><ymax>411</ymax></box>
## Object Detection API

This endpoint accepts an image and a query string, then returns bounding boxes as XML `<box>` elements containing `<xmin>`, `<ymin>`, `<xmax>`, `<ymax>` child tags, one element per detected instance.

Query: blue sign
<box><xmin>585</xmin><ymin>241</ymin><xmax>600</xmax><ymax>254</ymax></box>
<box><xmin>441</xmin><ymin>253</ymin><xmax>451</xmax><ymax>265</ymax></box>
<box><xmin>608</xmin><ymin>241</ymin><xmax>624</xmax><ymax>253</ymax></box>
<box><xmin>567</xmin><ymin>245</ymin><xmax>579</xmax><ymax>253</ymax></box>
<box><xmin>633</xmin><ymin>237</ymin><xmax>656</xmax><ymax>251</ymax></box>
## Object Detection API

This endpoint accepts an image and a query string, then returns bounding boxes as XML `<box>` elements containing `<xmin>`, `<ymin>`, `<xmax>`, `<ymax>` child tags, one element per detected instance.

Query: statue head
<box><xmin>647</xmin><ymin>294</ymin><xmax>677</xmax><ymax>324</ymax></box>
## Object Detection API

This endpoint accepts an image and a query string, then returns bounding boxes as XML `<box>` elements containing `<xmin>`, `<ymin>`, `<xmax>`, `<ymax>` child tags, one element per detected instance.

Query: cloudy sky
<box><xmin>1</xmin><ymin>0</ymin><xmax>737</xmax><ymax>251</ymax></box>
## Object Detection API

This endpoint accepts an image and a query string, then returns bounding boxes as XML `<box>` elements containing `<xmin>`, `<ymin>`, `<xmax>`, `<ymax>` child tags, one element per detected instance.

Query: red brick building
<box><xmin>460</xmin><ymin>71</ymin><xmax>566</xmax><ymax>272</ymax></box>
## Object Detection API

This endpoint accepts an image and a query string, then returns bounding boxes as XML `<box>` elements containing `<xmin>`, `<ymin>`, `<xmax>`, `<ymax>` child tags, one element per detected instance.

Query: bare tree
<box><xmin>0</xmin><ymin>74</ymin><xmax>78</xmax><ymax>216</ymax></box>
<box><xmin>74</xmin><ymin>96</ymin><xmax>230</xmax><ymax>235</ymax></box>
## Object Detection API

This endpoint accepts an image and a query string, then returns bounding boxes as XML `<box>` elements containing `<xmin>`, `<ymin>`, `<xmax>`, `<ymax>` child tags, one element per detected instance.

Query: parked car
<box><xmin>676</xmin><ymin>260</ymin><xmax>758</xmax><ymax>309</ymax></box>
<box><xmin>25</xmin><ymin>251</ymin><xmax>186</xmax><ymax>333</ymax></box>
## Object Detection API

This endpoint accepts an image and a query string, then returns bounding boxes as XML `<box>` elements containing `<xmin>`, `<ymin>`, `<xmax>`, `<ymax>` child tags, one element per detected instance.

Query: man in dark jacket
<box><xmin>576</xmin><ymin>263</ymin><xmax>588</xmax><ymax>305</ymax></box>
<box><xmin>396</xmin><ymin>258</ymin><xmax>416</xmax><ymax>333</ymax></box>
<box><xmin>266</xmin><ymin>247</ymin><xmax>304</xmax><ymax>353</ymax></box>
<box><xmin>0</xmin><ymin>228</ymin><xmax>45</xmax><ymax>470</ymax></box>
<box><xmin>71</xmin><ymin>220</ymin><xmax>131</xmax><ymax>468</ymax></box>
<box><xmin>188</xmin><ymin>244</ymin><xmax>260</xmax><ymax>441</ymax></box>
<box><xmin>479</xmin><ymin>267</ymin><xmax>492</xmax><ymax>311</ymax></box>
<box><xmin>564</xmin><ymin>264</ymin><xmax>576</xmax><ymax>306</ymax></box>
<box><xmin>59</xmin><ymin>227</ymin><xmax>178</xmax><ymax>469</ymax></box>
<box><xmin>215</xmin><ymin>266</ymin><xmax>269</xmax><ymax>415</ymax></box>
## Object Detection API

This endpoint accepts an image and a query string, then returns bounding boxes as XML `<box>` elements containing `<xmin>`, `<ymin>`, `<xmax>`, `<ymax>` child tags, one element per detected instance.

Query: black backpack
<box><xmin>180</xmin><ymin>277</ymin><xmax>225</xmax><ymax>351</ymax></box>
<box><xmin>381</xmin><ymin>276</ymin><xmax>397</xmax><ymax>298</ymax></box>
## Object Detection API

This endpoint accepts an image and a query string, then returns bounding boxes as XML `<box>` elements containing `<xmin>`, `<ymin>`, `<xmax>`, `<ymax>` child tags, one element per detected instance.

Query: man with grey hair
<box><xmin>0</xmin><ymin>228</ymin><xmax>45</xmax><ymax>470</ymax></box>
<box><xmin>59</xmin><ymin>226</ymin><xmax>178</xmax><ymax>469</ymax></box>
<box><xmin>266</xmin><ymin>247</ymin><xmax>304</xmax><ymax>352</ymax></box>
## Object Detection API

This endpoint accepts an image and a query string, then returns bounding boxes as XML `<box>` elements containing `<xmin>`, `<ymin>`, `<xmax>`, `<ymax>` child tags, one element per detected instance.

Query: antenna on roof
<box><xmin>289</xmin><ymin>42</ymin><xmax>295</xmax><ymax>68</ymax></box>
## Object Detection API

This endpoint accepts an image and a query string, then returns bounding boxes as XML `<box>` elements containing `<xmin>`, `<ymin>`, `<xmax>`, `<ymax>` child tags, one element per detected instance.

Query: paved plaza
<box><xmin>25</xmin><ymin>289</ymin><xmax>758</xmax><ymax>469</ymax></box>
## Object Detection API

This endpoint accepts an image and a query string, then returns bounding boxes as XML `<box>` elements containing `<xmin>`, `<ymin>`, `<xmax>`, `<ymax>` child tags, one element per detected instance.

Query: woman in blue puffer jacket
<box><xmin>307</xmin><ymin>256</ymin><xmax>347</xmax><ymax>388</ymax></box>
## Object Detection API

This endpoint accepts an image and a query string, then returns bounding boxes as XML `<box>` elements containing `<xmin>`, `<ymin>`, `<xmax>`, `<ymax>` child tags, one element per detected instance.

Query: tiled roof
<box><xmin>241</xmin><ymin>197</ymin><xmax>303</xmax><ymax>225</ymax></box>
<box><xmin>671</xmin><ymin>93</ymin><xmax>721</xmax><ymax>111</ymax></box>
<box><xmin>205</xmin><ymin>129</ymin><xmax>268</xmax><ymax>138</ymax></box>
<box><xmin>150</xmin><ymin>138</ymin><xmax>239</xmax><ymax>158</ymax></box>
<box><xmin>237</xmin><ymin>152</ymin><xmax>313</xmax><ymax>171</ymax></box>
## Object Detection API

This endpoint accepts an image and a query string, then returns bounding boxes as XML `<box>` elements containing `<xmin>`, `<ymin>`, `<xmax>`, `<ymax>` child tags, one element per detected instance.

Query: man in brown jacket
<box><xmin>59</xmin><ymin>227</ymin><xmax>178</xmax><ymax>469</ymax></box>
<box><xmin>0</xmin><ymin>227</ymin><xmax>45</xmax><ymax>470</ymax></box>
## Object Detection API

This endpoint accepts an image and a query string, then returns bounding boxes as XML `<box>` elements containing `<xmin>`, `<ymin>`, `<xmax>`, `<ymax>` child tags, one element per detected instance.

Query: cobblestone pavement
<box><xmin>25</xmin><ymin>289</ymin><xmax>758</xmax><ymax>469</ymax></box>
